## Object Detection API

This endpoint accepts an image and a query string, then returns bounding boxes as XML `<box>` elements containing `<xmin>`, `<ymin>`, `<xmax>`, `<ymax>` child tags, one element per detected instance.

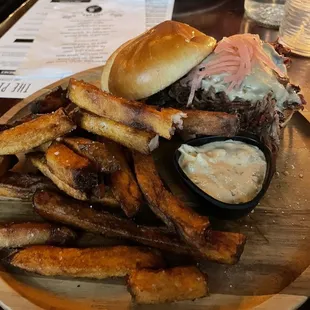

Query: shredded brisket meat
<box><xmin>146</xmin><ymin>82</ymin><xmax>304</xmax><ymax>152</ymax></box>
<box><xmin>146</xmin><ymin>42</ymin><xmax>305</xmax><ymax>152</ymax></box>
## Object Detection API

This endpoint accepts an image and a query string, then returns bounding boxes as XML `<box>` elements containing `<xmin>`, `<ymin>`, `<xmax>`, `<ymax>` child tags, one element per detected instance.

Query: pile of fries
<box><xmin>0</xmin><ymin>79</ymin><xmax>246</xmax><ymax>304</ymax></box>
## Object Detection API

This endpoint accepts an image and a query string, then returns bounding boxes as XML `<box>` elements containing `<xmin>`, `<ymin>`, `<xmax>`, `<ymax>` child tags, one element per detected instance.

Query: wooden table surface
<box><xmin>0</xmin><ymin>1</ymin><xmax>310</xmax><ymax>309</ymax></box>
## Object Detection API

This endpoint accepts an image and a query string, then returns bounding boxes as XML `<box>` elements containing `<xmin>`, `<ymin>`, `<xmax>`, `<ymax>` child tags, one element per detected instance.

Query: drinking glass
<box><xmin>279</xmin><ymin>0</ymin><xmax>310</xmax><ymax>57</ymax></box>
<box><xmin>244</xmin><ymin>0</ymin><xmax>286</xmax><ymax>28</ymax></box>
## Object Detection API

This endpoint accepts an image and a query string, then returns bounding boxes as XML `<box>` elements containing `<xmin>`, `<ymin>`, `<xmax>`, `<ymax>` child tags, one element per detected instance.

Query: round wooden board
<box><xmin>0</xmin><ymin>66</ymin><xmax>309</xmax><ymax>310</ymax></box>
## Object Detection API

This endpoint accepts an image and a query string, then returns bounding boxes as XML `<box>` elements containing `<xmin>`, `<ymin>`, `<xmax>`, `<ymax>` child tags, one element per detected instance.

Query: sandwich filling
<box><xmin>182</xmin><ymin>34</ymin><xmax>301</xmax><ymax>110</ymax></box>
<box><xmin>147</xmin><ymin>34</ymin><xmax>305</xmax><ymax>151</ymax></box>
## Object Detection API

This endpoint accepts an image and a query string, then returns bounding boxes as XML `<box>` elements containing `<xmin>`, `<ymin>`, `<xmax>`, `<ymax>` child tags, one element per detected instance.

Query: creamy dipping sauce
<box><xmin>178</xmin><ymin>140</ymin><xmax>267</xmax><ymax>204</ymax></box>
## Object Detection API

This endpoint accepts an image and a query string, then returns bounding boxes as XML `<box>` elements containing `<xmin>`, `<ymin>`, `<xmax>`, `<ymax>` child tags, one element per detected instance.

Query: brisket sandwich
<box><xmin>101</xmin><ymin>21</ymin><xmax>305</xmax><ymax>151</ymax></box>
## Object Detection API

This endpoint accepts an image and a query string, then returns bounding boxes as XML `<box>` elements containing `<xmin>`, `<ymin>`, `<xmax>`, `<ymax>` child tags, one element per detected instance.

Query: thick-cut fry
<box><xmin>63</xmin><ymin>137</ymin><xmax>120</xmax><ymax>173</ymax></box>
<box><xmin>29</xmin><ymin>154</ymin><xmax>88</xmax><ymax>200</ymax></box>
<box><xmin>132</xmin><ymin>153</ymin><xmax>245</xmax><ymax>262</ymax></box>
<box><xmin>34</xmin><ymin>141</ymin><xmax>53</xmax><ymax>153</ymax></box>
<box><xmin>0</xmin><ymin>155</ymin><xmax>18</xmax><ymax>177</ymax></box>
<box><xmin>100</xmin><ymin>139</ymin><xmax>143</xmax><ymax>217</ymax></box>
<box><xmin>91</xmin><ymin>182</ymin><xmax>105</xmax><ymax>198</ymax></box>
<box><xmin>33</xmin><ymin>190</ymin><xmax>190</xmax><ymax>254</ymax></box>
<box><xmin>0</xmin><ymin>124</ymin><xmax>12</xmax><ymax>132</ymax></box>
<box><xmin>74</xmin><ymin>110</ymin><xmax>159</xmax><ymax>154</ymax></box>
<box><xmin>0</xmin><ymin>172</ymin><xmax>55</xmax><ymax>200</ymax></box>
<box><xmin>91</xmin><ymin>185</ymin><xmax>120</xmax><ymax>208</ymax></box>
<box><xmin>131</xmin><ymin>151</ymin><xmax>174</xmax><ymax>230</ymax></box>
<box><xmin>0</xmin><ymin>108</ymin><xmax>75</xmax><ymax>155</ymax></box>
<box><xmin>133</xmin><ymin>152</ymin><xmax>210</xmax><ymax>243</ymax></box>
<box><xmin>132</xmin><ymin>153</ymin><xmax>245</xmax><ymax>263</ymax></box>
<box><xmin>30</xmin><ymin>87</ymin><xmax>69</xmax><ymax>114</ymax></box>
<box><xmin>182</xmin><ymin>110</ymin><xmax>240</xmax><ymax>136</ymax></box>
<box><xmin>128</xmin><ymin>266</ymin><xmax>208</xmax><ymax>304</ymax></box>
<box><xmin>9</xmin><ymin>245</ymin><xmax>165</xmax><ymax>279</ymax></box>
<box><xmin>33</xmin><ymin>190</ymin><xmax>246</xmax><ymax>264</ymax></box>
<box><xmin>10</xmin><ymin>113</ymin><xmax>40</xmax><ymax>126</ymax></box>
<box><xmin>68</xmin><ymin>79</ymin><xmax>186</xmax><ymax>139</ymax></box>
<box><xmin>0</xmin><ymin>222</ymin><xmax>76</xmax><ymax>247</ymax></box>
<box><xmin>203</xmin><ymin>230</ymin><xmax>247</xmax><ymax>264</ymax></box>
<box><xmin>46</xmin><ymin>143</ymin><xmax>98</xmax><ymax>190</ymax></box>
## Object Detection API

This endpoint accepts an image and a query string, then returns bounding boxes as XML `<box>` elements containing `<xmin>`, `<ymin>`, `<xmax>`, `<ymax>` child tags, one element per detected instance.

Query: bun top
<box><xmin>101</xmin><ymin>20</ymin><xmax>216</xmax><ymax>100</ymax></box>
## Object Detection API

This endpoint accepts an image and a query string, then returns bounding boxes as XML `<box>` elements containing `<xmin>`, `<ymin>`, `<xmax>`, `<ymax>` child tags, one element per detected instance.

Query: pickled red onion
<box><xmin>185</xmin><ymin>34</ymin><xmax>287</xmax><ymax>107</ymax></box>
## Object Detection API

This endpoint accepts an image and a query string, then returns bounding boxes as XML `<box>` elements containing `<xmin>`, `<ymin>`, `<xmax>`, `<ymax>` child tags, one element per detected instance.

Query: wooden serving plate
<box><xmin>0</xmin><ymin>67</ymin><xmax>309</xmax><ymax>310</ymax></box>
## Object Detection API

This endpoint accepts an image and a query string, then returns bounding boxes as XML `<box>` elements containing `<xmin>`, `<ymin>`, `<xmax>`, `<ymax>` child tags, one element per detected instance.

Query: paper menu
<box><xmin>0</xmin><ymin>0</ymin><xmax>175</xmax><ymax>99</ymax></box>
<box><xmin>18</xmin><ymin>0</ymin><xmax>146</xmax><ymax>78</ymax></box>
<box><xmin>0</xmin><ymin>0</ymin><xmax>54</xmax><ymax>98</ymax></box>
<box><xmin>146</xmin><ymin>0</ymin><xmax>175</xmax><ymax>29</ymax></box>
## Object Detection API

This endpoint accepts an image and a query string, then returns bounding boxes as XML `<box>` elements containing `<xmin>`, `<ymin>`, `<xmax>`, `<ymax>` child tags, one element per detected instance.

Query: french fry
<box><xmin>34</xmin><ymin>141</ymin><xmax>53</xmax><ymax>153</ymax></box>
<box><xmin>0</xmin><ymin>172</ymin><xmax>55</xmax><ymax>200</ymax></box>
<box><xmin>10</xmin><ymin>113</ymin><xmax>40</xmax><ymax>126</ymax></box>
<box><xmin>0</xmin><ymin>155</ymin><xmax>18</xmax><ymax>177</ymax></box>
<box><xmin>29</xmin><ymin>154</ymin><xmax>88</xmax><ymax>201</ymax></box>
<box><xmin>0</xmin><ymin>108</ymin><xmax>75</xmax><ymax>155</ymax></box>
<box><xmin>33</xmin><ymin>190</ymin><xmax>246</xmax><ymax>264</ymax></box>
<box><xmin>68</xmin><ymin>79</ymin><xmax>186</xmax><ymax>139</ymax></box>
<box><xmin>133</xmin><ymin>152</ymin><xmax>210</xmax><ymax>243</ymax></box>
<box><xmin>101</xmin><ymin>139</ymin><xmax>143</xmax><ymax>217</ymax></box>
<box><xmin>91</xmin><ymin>185</ymin><xmax>120</xmax><ymax>208</ymax></box>
<box><xmin>203</xmin><ymin>230</ymin><xmax>247</xmax><ymax>264</ymax></box>
<box><xmin>128</xmin><ymin>266</ymin><xmax>208</xmax><ymax>304</ymax></box>
<box><xmin>131</xmin><ymin>153</ymin><xmax>246</xmax><ymax>263</ymax></box>
<box><xmin>74</xmin><ymin>110</ymin><xmax>159</xmax><ymax>154</ymax></box>
<box><xmin>33</xmin><ymin>190</ymin><xmax>190</xmax><ymax>254</ymax></box>
<box><xmin>0</xmin><ymin>124</ymin><xmax>12</xmax><ymax>132</ymax></box>
<box><xmin>131</xmin><ymin>151</ymin><xmax>174</xmax><ymax>230</ymax></box>
<box><xmin>30</xmin><ymin>87</ymin><xmax>69</xmax><ymax>114</ymax></box>
<box><xmin>63</xmin><ymin>137</ymin><xmax>120</xmax><ymax>173</ymax></box>
<box><xmin>9</xmin><ymin>245</ymin><xmax>165</xmax><ymax>279</ymax></box>
<box><xmin>182</xmin><ymin>110</ymin><xmax>240</xmax><ymax>136</ymax></box>
<box><xmin>46</xmin><ymin>143</ymin><xmax>98</xmax><ymax>190</ymax></box>
<box><xmin>0</xmin><ymin>222</ymin><xmax>76</xmax><ymax>247</ymax></box>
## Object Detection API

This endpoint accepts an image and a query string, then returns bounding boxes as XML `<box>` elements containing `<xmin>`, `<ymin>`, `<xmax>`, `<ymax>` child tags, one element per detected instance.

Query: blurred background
<box><xmin>0</xmin><ymin>0</ymin><xmax>26</xmax><ymax>23</ymax></box>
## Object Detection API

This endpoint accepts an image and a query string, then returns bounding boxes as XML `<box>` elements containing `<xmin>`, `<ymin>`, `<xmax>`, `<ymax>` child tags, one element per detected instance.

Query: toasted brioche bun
<box><xmin>101</xmin><ymin>21</ymin><xmax>216</xmax><ymax>100</ymax></box>
<box><xmin>101</xmin><ymin>39</ymin><xmax>133</xmax><ymax>93</ymax></box>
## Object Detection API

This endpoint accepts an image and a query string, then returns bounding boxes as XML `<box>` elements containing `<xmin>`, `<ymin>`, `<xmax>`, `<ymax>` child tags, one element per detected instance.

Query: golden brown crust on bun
<box><xmin>101</xmin><ymin>39</ymin><xmax>133</xmax><ymax>93</ymax></box>
<box><xmin>101</xmin><ymin>20</ymin><xmax>216</xmax><ymax>100</ymax></box>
